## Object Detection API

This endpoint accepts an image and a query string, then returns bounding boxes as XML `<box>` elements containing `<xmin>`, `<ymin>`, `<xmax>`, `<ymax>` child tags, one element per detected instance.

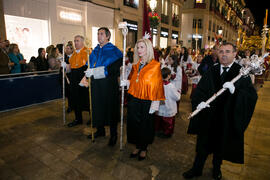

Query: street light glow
<box><xmin>149</xmin><ymin>0</ymin><xmax>157</xmax><ymax>11</ymax></box>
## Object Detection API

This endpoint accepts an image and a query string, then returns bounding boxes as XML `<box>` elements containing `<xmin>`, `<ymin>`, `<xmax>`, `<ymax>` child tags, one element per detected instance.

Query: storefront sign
<box><xmin>57</xmin><ymin>6</ymin><xmax>83</xmax><ymax>25</ymax></box>
<box><xmin>192</xmin><ymin>34</ymin><xmax>202</xmax><ymax>39</ymax></box>
<box><xmin>160</xmin><ymin>27</ymin><xmax>169</xmax><ymax>37</ymax></box>
<box><xmin>123</xmin><ymin>19</ymin><xmax>138</xmax><ymax>31</ymax></box>
<box><xmin>172</xmin><ymin>31</ymin><xmax>179</xmax><ymax>39</ymax></box>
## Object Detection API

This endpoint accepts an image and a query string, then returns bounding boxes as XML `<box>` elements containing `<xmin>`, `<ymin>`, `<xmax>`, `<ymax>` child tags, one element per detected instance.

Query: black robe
<box><xmin>91</xmin><ymin>58</ymin><xmax>122</xmax><ymax>128</ymax></box>
<box><xmin>188</xmin><ymin>62</ymin><xmax>258</xmax><ymax>164</ymax></box>
<box><xmin>70</xmin><ymin>65</ymin><xmax>89</xmax><ymax>112</ymax></box>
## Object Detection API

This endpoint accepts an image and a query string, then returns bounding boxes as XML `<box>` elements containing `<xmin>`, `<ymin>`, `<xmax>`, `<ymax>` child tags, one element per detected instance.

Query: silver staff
<box><xmin>62</xmin><ymin>41</ymin><xmax>66</xmax><ymax>125</ymax></box>
<box><xmin>118</xmin><ymin>22</ymin><xmax>128</xmax><ymax>150</ymax></box>
<box><xmin>189</xmin><ymin>53</ymin><xmax>269</xmax><ymax>119</ymax></box>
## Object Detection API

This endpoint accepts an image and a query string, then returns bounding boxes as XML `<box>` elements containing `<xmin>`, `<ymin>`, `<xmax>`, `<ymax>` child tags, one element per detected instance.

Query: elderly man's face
<box><xmin>218</xmin><ymin>45</ymin><xmax>237</xmax><ymax>66</ymax></box>
<box><xmin>74</xmin><ymin>37</ymin><xmax>84</xmax><ymax>50</ymax></box>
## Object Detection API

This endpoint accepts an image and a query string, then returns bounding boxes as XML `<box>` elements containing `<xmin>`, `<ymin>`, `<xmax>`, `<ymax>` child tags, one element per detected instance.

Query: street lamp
<box><xmin>149</xmin><ymin>0</ymin><xmax>157</xmax><ymax>11</ymax></box>
<box><xmin>217</xmin><ymin>27</ymin><xmax>223</xmax><ymax>45</ymax></box>
<box><xmin>218</xmin><ymin>29</ymin><xmax>223</xmax><ymax>35</ymax></box>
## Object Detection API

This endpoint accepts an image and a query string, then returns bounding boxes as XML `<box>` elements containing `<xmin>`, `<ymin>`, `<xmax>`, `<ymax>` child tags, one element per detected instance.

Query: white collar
<box><xmin>75</xmin><ymin>48</ymin><xmax>82</xmax><ymax>53</ymax></box>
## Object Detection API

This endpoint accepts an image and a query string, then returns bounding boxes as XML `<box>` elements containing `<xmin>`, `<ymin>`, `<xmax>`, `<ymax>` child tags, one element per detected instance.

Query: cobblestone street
<box><xmin>0</xmin><ymin>83</ymin><xmax>270</xmax><ymax>180</ymax></box>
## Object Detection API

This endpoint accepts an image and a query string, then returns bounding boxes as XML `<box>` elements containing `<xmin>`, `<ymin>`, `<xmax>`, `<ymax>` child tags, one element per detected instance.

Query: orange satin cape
<box><xmin>69</xmin><ymin>47</ymin><xmax>89</xmax><ymax>69</ymax></box>
<box><xmin>128</xmin><ymin>59</ymin><xmax>165</xmax><ymax>101</ymax></box>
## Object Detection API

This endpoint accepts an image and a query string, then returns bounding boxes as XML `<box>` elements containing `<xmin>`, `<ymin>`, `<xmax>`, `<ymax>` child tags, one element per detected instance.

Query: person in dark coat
<box><xmin>0</xmin><ymin>40</ymin><xmax>13</xmax><ymax>74</ymax></box>
<box><xmin>59</xmin><ymin>43</ymin><xmax>74</xmax><ymax>113</ymax></box>
<box><xmin>198</xmin><ymin>45</ymin><xmax>219</xmax><ymax>76</ymax></box>
<box><xmin>84</xmin><ymin>27</ymin><xmax>123</xmax><ymax>146</ymax></box>
<box><xmin>183</xmin><ymin>42</ymin><xmax>258</xmax><ymax>180</ymax></box>
<box><xmin>36</xmin><ymin>48</ymin><xmax>49</xmax><ymax>71</ymax></box>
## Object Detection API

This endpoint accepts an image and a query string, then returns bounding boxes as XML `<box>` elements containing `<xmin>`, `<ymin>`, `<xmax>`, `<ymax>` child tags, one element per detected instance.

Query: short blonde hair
<box><xmin>133</xmin><ymin>38</ymin><xmax>154</xmax><ymax>64</ymax></box>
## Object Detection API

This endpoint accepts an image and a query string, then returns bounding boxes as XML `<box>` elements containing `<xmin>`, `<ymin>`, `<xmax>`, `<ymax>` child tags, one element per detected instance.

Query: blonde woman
<box><xmin>125</xmin><ymin>39</ymin><xmax>165</xmax><ymax>161</ymax></box>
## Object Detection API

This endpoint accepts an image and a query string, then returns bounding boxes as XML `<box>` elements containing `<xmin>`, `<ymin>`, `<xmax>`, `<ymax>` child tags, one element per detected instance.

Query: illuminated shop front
<box><xmin>160</xmin><ymin>27</ymin><xmax>168</xmax><ymax>48</ymax></box>
<box><xmin>123</xmin><ymin>19</ymin><xmax>138</xmax><ymax>48</ymax></box>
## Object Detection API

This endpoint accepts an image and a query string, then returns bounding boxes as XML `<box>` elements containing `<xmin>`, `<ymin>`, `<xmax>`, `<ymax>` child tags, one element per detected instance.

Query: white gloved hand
<box><xmin>149</xmin><ymin>101</ymin><xmax>160</xmax><ymax>114</ymax></box>
<box><xmin>196</xmin><ymin>102</ymin><xmax>210</xmax><ymax>110</ymax></box>
<box><xmin>79</xmin><ymin>82</ymin><xmax>85</xmax><ymax>87</ymax></box>
<box><xmin>120</xmin><ymin>79</ymin><xmax>130</xmax><ymax>89</ymax></box>
<box><xmin>61</xmin><ymin>61</ymin><xmax>67</xmax><ymax>69</ymax></box>
<box><xmin>223</xmin><ymin>82</ymin><xmax>235</xmax><ymax>94</ymax></box>
<box><xmin>84</xmin><ymin>68</ymin><xmax>94</xmax><ymax>78</ymax></box>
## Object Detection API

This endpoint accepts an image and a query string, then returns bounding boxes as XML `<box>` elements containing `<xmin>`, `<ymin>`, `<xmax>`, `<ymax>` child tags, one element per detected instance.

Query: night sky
<box><xmin>245</xmin><ymin>0</ymin><xmax>269</xmax><ymax>29</ymax></box>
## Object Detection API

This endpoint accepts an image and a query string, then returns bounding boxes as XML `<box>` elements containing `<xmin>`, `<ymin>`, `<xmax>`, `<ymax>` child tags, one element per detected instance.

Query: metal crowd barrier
<box><xmin>0</xmin><ymin>70</ymin><xmax>62</xmax><ymax>112</ymax></box>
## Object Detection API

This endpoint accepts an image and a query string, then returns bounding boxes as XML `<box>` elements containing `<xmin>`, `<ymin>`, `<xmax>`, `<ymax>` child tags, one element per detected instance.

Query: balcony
<box><xmin>194</xmin><ymin>3</ymin><xmax>206</xmax><ymax>9</ymax></box>
<box><xmin>172</xmin><ymin>15</ymin><xmax>179</xmax><ymax>27</ymax></box>
<box><xmin>161</xmin><ymin>14</ymin><xmax>169</xmax><ymax>24</ymax></box>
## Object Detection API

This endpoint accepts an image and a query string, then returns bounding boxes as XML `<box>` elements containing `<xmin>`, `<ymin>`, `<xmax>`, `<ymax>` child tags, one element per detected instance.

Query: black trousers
<box><xmin>192</xmin><ymin>151</ymin><xmax>222</xmax><ymax>173</ymax></box>
<box><xmin>96</xmin><ymin>122</ymin><xmax>118</xmax><ymax>137</ymax></box>
<box><xmin>192</xmin><ymin>134</ymin><xmax>223</xmax><ymax>173</ymax></box>
<box><xmin>74</xmin><ymin>108</ymin><xmax>82</xmax><ymax>121</ymax></box>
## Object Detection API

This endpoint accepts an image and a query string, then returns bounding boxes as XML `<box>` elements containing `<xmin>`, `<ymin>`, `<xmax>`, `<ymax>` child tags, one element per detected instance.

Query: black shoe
<box><xmin>138</xmin><ymin>150</ymin><xmax>147</xmax><ymax>161</ymax></box>
<box><xmin>87</xmin><ymin>130</ymin><xmax>105</xmax><ymax>139</ymax></box>
<box><xmin>213</xmin><ymin>169</ymin><xmax>222</xmax><ymax>180</ymax></box>
<box><xmin>67</xmin><ymin>120</ymin><xmax>82</xmax><ymax>127</ymax></box>
<box><xmin>130</xmin><ymin>149</ymin><xmax>140</xmax><ymax>158</ymax></box>
<box><xmin>108</xmin><ymin>135</ymin><xmax>117</xmax><ymax>146</ymax></box>
<box><xmin>182</xmin><ymin>169</ymin><xmax>202</xmax><ymax>179</ymax></box>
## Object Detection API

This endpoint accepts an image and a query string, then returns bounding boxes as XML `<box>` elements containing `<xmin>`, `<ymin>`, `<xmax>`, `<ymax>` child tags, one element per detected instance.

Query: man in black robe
<box><xmin>63</xmin><ymin>35</ymin><xmax>90</xmax><ymax>127</ymax></box>
<box><xmin>85</xmin><ymin>27</ymin><xmax>123</xmax><ymax>146</ymax></box>
<box><xmin>183</xmin><ymin>42</ymin><xmax>258</xmax><ymax>180</ymax></box>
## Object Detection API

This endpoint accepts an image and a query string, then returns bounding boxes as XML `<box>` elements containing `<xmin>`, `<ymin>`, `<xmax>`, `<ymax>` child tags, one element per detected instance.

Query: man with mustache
<box><xmin>183</xmin><ymin>42</ymin><xmax>258</xmax><ymax>180</ymax></box>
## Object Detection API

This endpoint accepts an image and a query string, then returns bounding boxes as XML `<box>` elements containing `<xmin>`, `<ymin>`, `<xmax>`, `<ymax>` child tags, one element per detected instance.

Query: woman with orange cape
<box><xmin>122</xmin><ymin>38</ymin><xmax>165</xmax><ymax>161</ymax></box>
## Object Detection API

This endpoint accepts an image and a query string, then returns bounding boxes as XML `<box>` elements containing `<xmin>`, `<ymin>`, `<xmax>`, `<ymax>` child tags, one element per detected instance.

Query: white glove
<box><xmin>149</xmin><ymin>101</ymin><xmax>160</xmax><ymax>114</ymax></box>
<box><xmin>61</xmin><ymin>61</ymin><xmax>67</xmax><ymax>69</ymax></box>
<box><xmin>84</xmin><ymin>68</ymin><xmax>94</xmax><ymax>78</ymax></box>
<box><xmin>120</xmin><ymin>79</ymin><xmax>130</xmax><ymax>89</ymax></box>
<box><xmin>223</xmin><ymin>82</ymin><xmax>235</xmax><ymax>94</ymax></box>
<box><xmin>196</xmin><ymin>102</ymin><xmax>210</xmax><ymax>110</ymax></box>
<box><xmin>79</xmin><ymin>82</ymin><xmax>85</xmax><ymax>87</ymax></box>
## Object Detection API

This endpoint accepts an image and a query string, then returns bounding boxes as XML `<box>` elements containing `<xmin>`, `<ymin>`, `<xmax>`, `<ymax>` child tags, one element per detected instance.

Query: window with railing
<box><xmin>172</xmin><ymin>3</ymin><xmax>179</xmax><ymax>27</ymax></box>
<box><xmin>194</xmin><ymin>0</ymin><xmax>206</xmax><ymax>8</ymax></box>
<box><xmin>161</xmin><ymin>0</ymin><xmax>169</xmax><ymax>24</ymax></box>
<box><xmin>193</xmin><ymin>19</ymin><xmax>197</xmax><ymax>28</ymax></box>
<box><xmin>193</xmin><ymin>19</ymin><xmax>202</xmax><ymax>29</ymax></box>
<box><xmin>198</xmin><ymin>19</ymin><xmax>202</xmax><ymax>28</ymax></box>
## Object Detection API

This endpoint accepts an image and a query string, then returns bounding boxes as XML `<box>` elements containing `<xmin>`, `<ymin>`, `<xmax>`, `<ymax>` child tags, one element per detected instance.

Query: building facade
<box><xmin>0</xmin><ymin>0</ymin><xmax>186</xmax><ymax>61</ymax></box>
<box><xmin>181</xmin><ymin>0</ymin><xmax>250</xmax><ymax>50</ymax></box>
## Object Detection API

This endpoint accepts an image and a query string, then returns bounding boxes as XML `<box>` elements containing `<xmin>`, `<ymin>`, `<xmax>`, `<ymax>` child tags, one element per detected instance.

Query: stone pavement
<box><xmin>0</xmin><ymin>82</ymin><xmax>270</xmax><ymax>180</ymax></box>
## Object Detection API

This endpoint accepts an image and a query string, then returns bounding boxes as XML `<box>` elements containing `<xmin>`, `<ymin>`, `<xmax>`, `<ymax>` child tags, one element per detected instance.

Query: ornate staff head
<box><xmin>118</xmin><ymin>22</ymin><xmax>128</xmax><ymax>36</ymax></box>
<box><xmin>240</xmin><ymin>53</ymin><xmax>269</xmax><ymax>76</ymax></box>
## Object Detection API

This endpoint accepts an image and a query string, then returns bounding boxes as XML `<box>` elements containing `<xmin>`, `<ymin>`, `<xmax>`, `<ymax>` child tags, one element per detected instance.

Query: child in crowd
<box><xmin>190</xmin><ymin>53</ymin><xmax>203</xmax><ymax>98</ymax></box>
<box><xmin>155</xmin><ymin>67</ymin><xmax>181</xmax><ymax>138</ymax></box>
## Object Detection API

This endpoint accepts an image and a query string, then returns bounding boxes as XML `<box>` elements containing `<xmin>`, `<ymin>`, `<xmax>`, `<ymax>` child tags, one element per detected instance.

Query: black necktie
<box><xmin>220</xmin><ymin>67</ymin><xmax>228</xmax><ymax>83</ymax></box>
